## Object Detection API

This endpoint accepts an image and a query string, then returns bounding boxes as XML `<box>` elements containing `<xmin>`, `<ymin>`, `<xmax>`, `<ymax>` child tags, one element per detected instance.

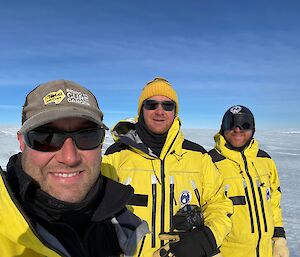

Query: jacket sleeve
<box><xmin>101</xmin><ymin>151</ymin><xmax>120</xmax><ymax>182</ymax></box>
<box><xmin>200</xmin><ymin>153</ymin><xmax>233</xmax><ymax>248</ymax></box>
<box><xmin>269</xmin><ymin>159</ymin><xmax>286</xmax><ymax>237</ymax></box>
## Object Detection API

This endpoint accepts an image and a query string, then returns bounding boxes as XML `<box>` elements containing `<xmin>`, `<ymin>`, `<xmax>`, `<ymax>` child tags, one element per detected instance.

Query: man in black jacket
<box><xmin>0</xmin><ymin>79</ymin><xmax>148</xmax><ymax>257</ymax></box>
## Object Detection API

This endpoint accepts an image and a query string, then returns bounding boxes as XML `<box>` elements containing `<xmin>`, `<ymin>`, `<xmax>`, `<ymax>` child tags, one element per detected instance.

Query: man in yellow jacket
<box><xmin>0</xmin><ymin>80</ymin><xmax>148</xmax><ymax>256</ymax></box>
<box><xmin>209</xmin><ymin>105</ymin><xmax>289</xmax><ymax>257</ymax></box>
<box><xmin>102</xmin><ymin>77</ymin><xmax>233</xmax><ymax>257</ymax></box>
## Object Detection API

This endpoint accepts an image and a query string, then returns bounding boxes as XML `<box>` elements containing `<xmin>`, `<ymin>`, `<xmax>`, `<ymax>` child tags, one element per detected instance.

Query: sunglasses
<box><xmin>24</xmin><ymin>127</ymin><xmax>105</xmax><ymax>152</ymax></box>
<box><xmin>143</xmin><ymin>100</ymin><xmax>176</xmax><ymax>112</ymax></box>
<box><xmin>223</xmin><ymin>113</ymin><xmax>254</xmax><ymax>131</ymax></box>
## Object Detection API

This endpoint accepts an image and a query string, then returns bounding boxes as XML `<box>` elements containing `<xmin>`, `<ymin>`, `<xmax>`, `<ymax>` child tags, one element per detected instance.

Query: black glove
<box><xmin>169</xmin><ymin>226</ymin><xmax>218</xmax><ymax>257</ymax></box>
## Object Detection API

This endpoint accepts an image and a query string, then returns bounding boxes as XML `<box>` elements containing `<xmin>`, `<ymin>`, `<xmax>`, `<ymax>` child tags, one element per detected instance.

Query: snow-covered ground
<box><xmin>1</xmin><ymin>126</ymin><xmax>299</xmax><ymax>255</ymax></box>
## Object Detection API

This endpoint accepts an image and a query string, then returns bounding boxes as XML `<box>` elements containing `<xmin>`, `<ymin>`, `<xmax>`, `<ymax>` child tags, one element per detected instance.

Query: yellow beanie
<box><xmin>138</xmin><ymin>77</ymin><xmax>179</xmax><ymax>115</ymax></box>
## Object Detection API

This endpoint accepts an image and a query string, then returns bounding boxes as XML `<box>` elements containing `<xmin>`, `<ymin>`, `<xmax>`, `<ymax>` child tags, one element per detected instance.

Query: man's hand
<box><xmin>152</xmin><ymin>233</ymin><xmax>179</xmax><ymax>257</ymax></box>
<box><xmin>273</xmin><ymin>237</ymin><xmax>289</xmax><ymax>257</ymax></box>
<box><xmin>152</xmin><ymin>227</ymin><xmax>217</xmax><ymax>257</ymax></box>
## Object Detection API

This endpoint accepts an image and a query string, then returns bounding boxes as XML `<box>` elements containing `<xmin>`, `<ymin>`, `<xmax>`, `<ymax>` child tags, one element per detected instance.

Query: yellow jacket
<box><xmin>0</xmin><ymin>172</ymin><xmax>63</xmax><ymax>257</ymax></box>
<box><xmin>0</xmin><ymin>164</ymin><xmax>148</xmax><ymax>257</ymax></box>
<box><xmin>209</xmin><ymin>133</ymin><xmax>286</xmax><ymax>257</ymax></box>
<box><xmin>102</xmin><ymin>117</ymin><xmax>233</xmax><ymax>257</ymax></box>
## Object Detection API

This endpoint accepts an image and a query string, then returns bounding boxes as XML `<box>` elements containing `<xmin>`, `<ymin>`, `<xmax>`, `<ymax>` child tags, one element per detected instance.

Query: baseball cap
<box><xmin>19</xmin><ymin>79</ymin><xmax>108</xmax><ymax>134</ymax></box>
<box><xmin>221</xmin><ymin>105</ymin><xmax>255</xmax><ymax>134</ymax></box>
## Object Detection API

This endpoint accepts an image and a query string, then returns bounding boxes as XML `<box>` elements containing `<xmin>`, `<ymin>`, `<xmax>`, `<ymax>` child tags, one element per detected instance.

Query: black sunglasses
<box><xmin>143</xmin><ymin>100</ymin><xmax>176</xmax><ymax>112</ymax></box>
<box><xmin>24</xmin><ymin>127</ymin><xmax>105</xmax><ymax>152</ymax></box>
<box><xmin>223</xmin><ymin>113</ymin><xmax>254</xmax><ymax>131</ymax></box>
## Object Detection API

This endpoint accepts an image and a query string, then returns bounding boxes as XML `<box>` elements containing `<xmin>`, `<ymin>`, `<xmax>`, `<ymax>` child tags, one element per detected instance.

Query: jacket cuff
<box><xmin>203</xmin><ymin>226</ymin><xmax>219</xmax><ymax>255</ymax></box>
<box><xmin>273</xmin><ymin>227</ymin><xmax>286</xmax><ymax>239</ymax></box>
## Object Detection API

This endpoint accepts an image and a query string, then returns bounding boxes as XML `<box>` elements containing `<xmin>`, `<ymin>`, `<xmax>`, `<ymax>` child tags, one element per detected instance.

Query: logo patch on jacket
<box><xmin>266</xmin><ymin>188</ymin><xmax>271</xmax><ymax>200</ymax></box>
<box><xmin>179</xmin><ymin>190</ymin><xmax>192</xmax><ymax>206</ymax></box>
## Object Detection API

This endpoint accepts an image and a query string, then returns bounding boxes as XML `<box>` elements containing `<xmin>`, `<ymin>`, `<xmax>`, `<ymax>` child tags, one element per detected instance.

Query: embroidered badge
<box><xmin>43</xmin><ymin>89</ymin><xmax>65</xmax><ymax>105</ymax></box>
<box><xmin>230</xmin><ymin>105</ymin><xmax>242</xmax><ymax>114</ymax></box>
<box><xmin>66</xmin><ymin>88</ymin><xmax>90</xmax><ymax>105</ymax></box>
<box><xmin>266</xmin><ymin>188</ymin><xmax>271</xmax><ymax>200</ymax></box>
<box><xmin>179</xmin><ymin>190</ymin><xmax>192</xmax><ymax>206</ymax></box>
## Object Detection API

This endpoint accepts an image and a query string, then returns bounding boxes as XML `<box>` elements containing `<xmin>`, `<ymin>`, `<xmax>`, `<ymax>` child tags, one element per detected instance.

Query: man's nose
<box><xmin>155</xmin><ymin>104</ymin><xmax>165</xmax><ymax>113</ymax></box>
<box><xmin>55</xmin><ymin>137</ymin><xmax>81</xmax><ymax>166</ymax></box>
<box><xmin>233</xmin><ymin>126</ymin><xmax>242</xmax><ymax>132</ymax></box>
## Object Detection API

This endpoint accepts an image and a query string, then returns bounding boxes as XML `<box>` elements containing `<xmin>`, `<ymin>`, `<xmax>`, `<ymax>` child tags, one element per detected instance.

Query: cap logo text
<box><xmin>43</xmin><ymin>89</ymin><xmax>65</xmax><ymax>105</ymax></box>
<box><xmin>66</xmin><ymin>89</ymin><xmax>90</xmax><ymax>105</ymax></box>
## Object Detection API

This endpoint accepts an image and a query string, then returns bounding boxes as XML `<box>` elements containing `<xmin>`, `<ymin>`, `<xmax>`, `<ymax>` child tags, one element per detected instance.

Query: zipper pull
<box><xmin>243</xmin><ymin>179</ymin><xmax>247</xmax><ymax>188</ymax></box>
<box><xmin>225</xmin><ymin>184</ymin><xmax>230</xmax><ymax>197</ymax></box>
<box><xmin>191</xmin><ymin>180</ymin><xmax>201</xmax><ymax>206</ymax></box>
<box><xmin>123</xmin><ymin>177</ymin><xmax>132</xmax><ymax>185</ymax></box>
<box><xmin>170</xmin><ymin>176</ymin><xmax>175</xmax><ymax>228</ymax></box>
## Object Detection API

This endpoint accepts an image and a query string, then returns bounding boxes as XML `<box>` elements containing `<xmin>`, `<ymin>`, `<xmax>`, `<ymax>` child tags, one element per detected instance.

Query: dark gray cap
<box><xmin>20</xmin><ymin>79</ymin><xmax>108</xmax><ymax>134</ymax></box>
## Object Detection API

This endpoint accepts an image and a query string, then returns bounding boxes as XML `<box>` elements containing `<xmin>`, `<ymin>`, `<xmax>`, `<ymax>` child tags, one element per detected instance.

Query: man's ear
<box><xmin>17</xmin><ymin>131</ymin><xmax>25</xmax><ymax>152</ymax></box>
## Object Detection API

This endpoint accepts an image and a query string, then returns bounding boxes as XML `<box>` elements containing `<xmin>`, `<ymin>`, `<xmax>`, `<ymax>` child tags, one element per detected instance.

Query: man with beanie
<box><xmin>102</xmin><ymin>77</ymin><xmax>233</xmax><ymax>257</ymax></box>
<box><xmin>209</xmin><ymin>105</ymin><xmax>289</xmax><ymax>257</ymax></box>
<box><xmin>0</xmin><ymin>80</ymin><xmax>148</xmax><ymax>257</ymax></box>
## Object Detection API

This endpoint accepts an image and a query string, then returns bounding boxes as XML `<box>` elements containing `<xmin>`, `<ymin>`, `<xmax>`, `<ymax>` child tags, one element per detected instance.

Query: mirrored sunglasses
<box><xmin>24</xmin><ymin>127</ymin><xmax>105</xmax><ymax>152</ymax></box>
<box><xmin>143</xmin><ymin>100</ymin><xmax>176</xmax><ymax>112</ymax></box>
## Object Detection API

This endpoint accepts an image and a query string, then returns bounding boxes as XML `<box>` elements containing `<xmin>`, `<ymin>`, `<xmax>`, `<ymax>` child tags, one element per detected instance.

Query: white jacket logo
<box><xmin>180</xmin><ymin>190</ymin><xmax>192</xmax><ymax>206</ymax></box>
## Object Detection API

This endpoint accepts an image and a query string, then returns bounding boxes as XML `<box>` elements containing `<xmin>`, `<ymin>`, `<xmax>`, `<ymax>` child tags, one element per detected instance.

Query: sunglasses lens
<box><xmin>241</xmin><ymin>122</ymin><xmax>251</xmax><ymax>130</ymax></box>
<box><xmin>223</xmin><ymin>113</ymin><xmax>254</xmax><ymax>131</ymax></box>
<box><xmin>25</xmin><ymin>128</ymin><xmax>105</xmax><ymax>152</ymax></box>
<box><xmin>143</xmin><ymin>100</ymin><xmax>159</xmax><ymax>110</ymax></box>
<box><xmin>74</xmin><ymin>128</ymin><xmax>105</xmax><ymax>150</ymax></box>
<box><xmin>162</xmin><ymin>101</ymin><xmax>176</xmax><ymax>111</ymax></box>
<box><xmin>143</xmin><ymin>100</ymin><xmax>175</xmax><ymax>111</ymax></box>
<box><xmin>25</xmin><ymin>130</ymin><xmax>64</xmax><ymax>152</ymax></box>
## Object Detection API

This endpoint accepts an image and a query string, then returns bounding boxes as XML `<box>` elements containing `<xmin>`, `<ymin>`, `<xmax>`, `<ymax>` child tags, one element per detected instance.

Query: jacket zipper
<box><xmin>151</xmin><ymin>175</ymin><xmax>157</xmax><ymax>248</ymax></box>
<box><xmin>256</xmin><ymin>180</ymin><xmax>268</xmax><ymax>232</ymax></box>
<box><xmin>252</xmin><ymin>162</ymin><xmax>268</xmax><ymax>233</ymax></box>
<box><xmin>159</xmin><ymin>129</ymin><xmax>179</xmax><ymax>248</ymax></box>
<box><xmin>160</xmin><ymin>159</ymin><xmax>165</xmax><ymax>248</ymax></box>
<box><xmin>242</xmin><ymin>153</ymin><xmax>262</xmax><ymax>257</ymax></box>
<box><xmin>243</xmin><ymin>179</ymin><xmax>255</xmax><ymax>233</ymax></box>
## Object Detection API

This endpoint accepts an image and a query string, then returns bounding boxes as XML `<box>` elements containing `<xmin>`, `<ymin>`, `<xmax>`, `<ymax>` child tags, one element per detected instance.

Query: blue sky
<box><xmin>0</xmin><ymin>0</ymin><xmax>299</xmax><ymax>129</ymax></box>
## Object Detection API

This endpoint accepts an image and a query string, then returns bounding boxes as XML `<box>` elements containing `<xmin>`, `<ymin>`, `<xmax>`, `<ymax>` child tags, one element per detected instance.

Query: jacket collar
<box><xmin>111</xmin><ymin>116</ymin><xmax>184</xmax><ymax>159</ymax></box>
<box><xmin>214</xmin><ymin>133</ymin><xmax>259</xmax><ymax>164</ymax></box>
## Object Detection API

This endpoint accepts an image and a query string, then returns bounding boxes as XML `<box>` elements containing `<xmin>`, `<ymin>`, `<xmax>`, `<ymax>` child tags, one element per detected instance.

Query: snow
<box><xmin>0</xmin><ymin>126</ymin><xmax>299</xmax><ymax>254</ymax></box>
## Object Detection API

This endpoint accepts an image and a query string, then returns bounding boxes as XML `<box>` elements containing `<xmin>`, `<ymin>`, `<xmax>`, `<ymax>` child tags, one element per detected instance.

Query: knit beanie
<box><xmin>137</xmin><ymin>77</ymin><xmax>179</xmax><ymax>116</ymax></box>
